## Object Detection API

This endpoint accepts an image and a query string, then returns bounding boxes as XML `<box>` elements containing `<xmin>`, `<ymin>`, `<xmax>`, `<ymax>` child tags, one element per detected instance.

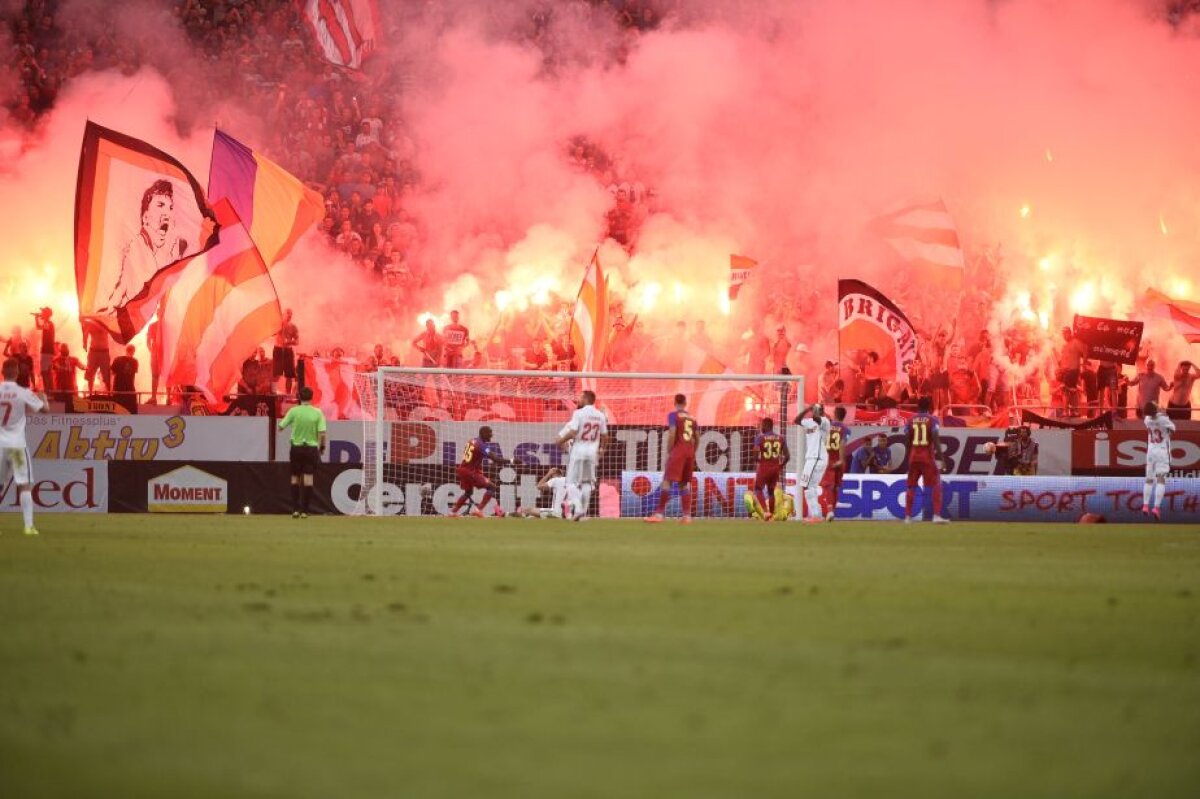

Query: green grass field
<box><xmin>1</xmin><ymin>515</ymin><xmax>1198</xmax><ymax>799</ymax></box>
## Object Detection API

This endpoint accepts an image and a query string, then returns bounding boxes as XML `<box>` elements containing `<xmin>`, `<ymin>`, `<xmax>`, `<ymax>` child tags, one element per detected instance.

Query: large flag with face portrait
<box><xmin>74</xmin><ymin>121</ymin><xmax>220</xmax><ymax>343</ymax></box>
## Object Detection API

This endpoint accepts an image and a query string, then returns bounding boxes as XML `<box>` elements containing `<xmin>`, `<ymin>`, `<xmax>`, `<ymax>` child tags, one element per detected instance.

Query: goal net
<box><xmin>353</xmin><ymin>368</ymin><xmax>804</xmax><ymax>518</ymax></box>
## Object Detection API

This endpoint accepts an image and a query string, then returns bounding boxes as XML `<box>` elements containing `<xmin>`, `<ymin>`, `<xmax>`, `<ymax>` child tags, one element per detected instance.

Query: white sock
<box><xmin>20</xmin><ymin>490</ymin><xmax>33</xmax><ymax>528</ymax></box>
<box><xmin>804</xmin><ymin>486</ymin><xmax>820</xmax><ymax>519</ymax></box>
<box><xmin>1143</xmin><ymin>480</ymin><xmax>1153</xmax><ymax>509</ymax></box>
<box><xmin>1155</xmin><ymin>481</ymin><xmax>1166</xmax><ymax>511</ymax></box>
<box><xmin>580</xmin><ymin>484</ymin><xmax>593</xmax><ymax>517</ymax></box>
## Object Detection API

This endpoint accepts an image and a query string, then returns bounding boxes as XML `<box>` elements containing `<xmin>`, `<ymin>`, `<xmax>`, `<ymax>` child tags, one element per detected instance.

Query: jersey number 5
<box><xmin>681</xmin><ymin>419</ymin><xmax>695</xmax><ymax>442</ymax></box>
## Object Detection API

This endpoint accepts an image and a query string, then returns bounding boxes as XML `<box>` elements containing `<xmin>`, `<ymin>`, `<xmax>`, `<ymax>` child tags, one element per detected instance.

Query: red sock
<box><xmin>680</xmin><ymin>488</ymin><xmax>692</xmax><ymax>516</ymax></box>
<box><xmin>477</xmin><ymin>492</ymin><xmax>493</xmax><ymax>511</ymax></box>
<box><xmin>451</xmin><ymin>493</ymin><xmax>469</xmax><ymax>513</ymax></box>
<box><xmin>905</xmin><ymin>484</ymin><xmax>915</xmax><ymax>518</ymax></box>
<box><xmin>931</xmin><ymin>480</ymin><xmax>943</xmax><ymax>516</ymax></box>
<box><xmin>764</xmin><ymin>488</ymin><xmax>775</xmax><ymax>516</ymax></box>
<box><xmin>655</xmin><ymin>485</ymin><xmax>671</xmax><ymax>513</ymax></box>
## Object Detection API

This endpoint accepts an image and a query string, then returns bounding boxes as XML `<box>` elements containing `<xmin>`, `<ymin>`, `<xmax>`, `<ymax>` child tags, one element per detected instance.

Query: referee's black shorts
<box><xmin>290</xmin><ymin>444</ymin><xmax>320</xmax><ymax>477</ymax></box>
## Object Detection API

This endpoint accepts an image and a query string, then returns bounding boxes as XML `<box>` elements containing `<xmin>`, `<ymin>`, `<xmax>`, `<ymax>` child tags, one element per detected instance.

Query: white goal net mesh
<box><xmin>353</xmin><ymin>368</ymin><xmax>803</xmax><ymax>518</ymax></box>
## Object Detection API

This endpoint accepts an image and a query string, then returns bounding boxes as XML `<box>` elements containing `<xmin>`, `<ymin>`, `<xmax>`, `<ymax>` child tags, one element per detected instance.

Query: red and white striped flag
<box><xmin>729</xmin><ymin>254</ymin><xmax>757</xmax><ymax>300</ymax></box>
<box><xmin>158</xmin><ymin>200</ymin><xmax>283</xmax><ymax>406</ymax></box>
<box><xmin>870</xmin><ymin>199</ymin><xmax>964</xmax><ymax>289</ymax></box>
<box><xmin>569</xmin><ymin>250</ymin><xmax>608</xmax><ymax>374</ymax></box>
<box><xmin>300</xmin><ymin>0</ymin><xmax>379</xmax><ymax>69</ymax></box>
<box><xmin>305</xmin><ymin>357</ymin><xmax>365</xmax><ymax>420</ymax></box>
<box><xmin>1143</xmin><ymin>288</ymin><xmax>1200</xmax><ymax>344</ymax></box>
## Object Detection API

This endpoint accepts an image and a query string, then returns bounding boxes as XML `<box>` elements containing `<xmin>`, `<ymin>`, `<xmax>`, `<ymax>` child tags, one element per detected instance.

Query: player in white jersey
<box><xmin>555</xmin><ymin>389</ymin><xmax>608</xmax><ymax>521</ymax></box>
<box><xmin>514</xmin><ymin>468</ymin><xmax>583</xmax><ymax>519</ymax></box>
<box><xmin>0</xmin><ymin>358</ymin><xmax>48</xmax><ymax>535</ymax></box>
<box><xmin>1142</xmin><ymin>401</ymin><xmax>1176</xmax><ymax>521</ymax></box>
<box><xmin>794</xmin><ymin>403</ymin><xmax>831</xmax><ymax>523</ymax></box>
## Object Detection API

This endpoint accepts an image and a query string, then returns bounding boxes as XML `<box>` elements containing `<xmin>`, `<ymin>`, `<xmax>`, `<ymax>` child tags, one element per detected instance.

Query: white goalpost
<box><xmin>353</xmin><ymin>367</ymin><xmax>805</xmax><ymax>518</ymax></box>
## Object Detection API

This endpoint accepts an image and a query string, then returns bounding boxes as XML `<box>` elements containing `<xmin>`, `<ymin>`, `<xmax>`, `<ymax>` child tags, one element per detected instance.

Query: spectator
<box><xmin>1096</xmin><ymin>358</ymin><xmax>1119</xmax><ymax>414</ymax></box>
<box><xmin>818</xmin><ymin>361</ymin><xmax>839</xmax><ymax>404</ymax></box>
<box><xmin>770</xmin><ymin>326</ymin><xmax>790</xmax><ymax>373</ymax></box>
<box><xmin>861</xmin><ymin>351</ymin><xmax>883</xmax><ymax>404</ymax></box>
<box><xmin>972</xmin><ymin>335</ymin><xmax>994</xmax><ymax>408</ymax></box>
<box><xmin>1055</xmin><ymin>326</ymin><xmax>1089</xmax><ymax>415</ymax></box>
<box><xmin>12</xmin><ymin>342</ymin><xmax>35</xmax><ymax>389</ymax></box>
<box><xmin>850</xmin><ymin>434</ymin><xmax>892</xmax><ymax>474</ymax></box>
<box><xmin>35</xmin><ymin>307</ymin><xmax>54</xmax><ymax>392</ymax></box>
<box><xmin>111</xmin><ymin>344</ymin><xmax>138</xmax><ymax>413</ymax></box>
<box><xmin>274</xmin><ymin>308</ymin><xmax>299</xmax><ymax>395</ymax></box>
<box><xmin>1125</xmin><ymin>358</ymin><xmax>1172</xmax><ymax>412</ymax></box>
<box><xmin>1010</xmin><ymin>427</ymin><xmax>1039</xmax><ymax>476</ymax></box>
<box><xmin>82</xmin><ymin>319</ymin><xmax>111</xmax><ymax>393</ymax></box>
<box><xmin>51</xmin><ymin>343</ymin><xmax>84</xmax><ymax>401</ymax></box>
<box><xmin>412</xmin><ymin>318</ymin><xmax>443</xmax><ymax>367</ymax></box>
<box><xmin>1166</xmin><ymin>360</ymin><xmax>1199</xmax><ymax>420</ymax></box>
<box><xmin>443</xmin><ymin>310</ymin><xmax>470</xmax><ymax>368</ymax></box>
<box><xmin>147</xmin><ymin>319</ymin><xmax>162</xmax><ymax>404</ymax></box>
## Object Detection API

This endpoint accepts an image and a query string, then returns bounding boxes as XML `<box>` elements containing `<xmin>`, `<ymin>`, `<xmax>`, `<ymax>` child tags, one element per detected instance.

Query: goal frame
<box><xmin>359</xmin><ymin>366</ymin><xmax>806</xmax><ymax>517</ymax></box>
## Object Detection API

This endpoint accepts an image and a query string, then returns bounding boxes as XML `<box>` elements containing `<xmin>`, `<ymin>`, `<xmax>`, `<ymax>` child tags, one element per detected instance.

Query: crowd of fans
<box><xmin>3</xmin><ymin>1</ymin><xmax>1198</xmax><ymax>421</ymax></box>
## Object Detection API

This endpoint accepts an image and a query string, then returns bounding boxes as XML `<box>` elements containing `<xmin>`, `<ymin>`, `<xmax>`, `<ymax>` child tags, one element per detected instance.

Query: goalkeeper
<box><xmin>745</xmin><ymin>486</ymin><xmax>795</xmax><ymax>521</ymax></box>
<box><xmin>513</xmin><ymin>467</ymin><xmax>582</xmax><ymax>518</ymax></box>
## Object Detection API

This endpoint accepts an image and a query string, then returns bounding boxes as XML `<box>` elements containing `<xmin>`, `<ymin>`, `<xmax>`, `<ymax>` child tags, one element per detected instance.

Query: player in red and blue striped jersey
<box><xmin>645</xmin><ymin>394</ymin><xmax>698</xmax><ymax>523</ymax></box>
<box><xmin>750</xmin><ymin>417</ymin><xmax>789</xmax><ymax>521</ymax></box>
<box><xmin>903</xmin><ymin>396</ymin><xmax>948</xmax><ymax>524</ymax></box>
<box><xmin>449</xmin><ymin>426</ymin><xmax>513</xmax><ymax>518</ymax></box>
<box><xmin>820</xmin><ymin>406</ymin><xmax>851</xmax><ymax>521</ymax></box>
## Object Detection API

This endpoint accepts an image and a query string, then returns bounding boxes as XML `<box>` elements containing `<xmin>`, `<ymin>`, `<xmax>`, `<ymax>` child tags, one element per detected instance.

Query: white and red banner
<box><xmin>305</xmin><ymin>357</ymin><xmax>365</xmax><ymax>420</ymax></box>
<box><xmin>300</xmin><ymin>0</ymin><xmax>380</xmax><ymax>69</ymax></box>
<box><xmin>729</xmin><ymin>254</ymin><xmax>757</xmax><ymax>300</ymax></box>
<box><xmin>838</xmin><ymin>278</ymin><xmax>918</xmax><ymax>383</ymax></box>
<box><xmin>1143</xmin><ymin>288</ymin><xmax>1200</xmax><ymax>344</ymax></box>
<box><xmin>869</xmin><ymin>199</ymin><xmax>964</xmax><ymax>290</ymax></box>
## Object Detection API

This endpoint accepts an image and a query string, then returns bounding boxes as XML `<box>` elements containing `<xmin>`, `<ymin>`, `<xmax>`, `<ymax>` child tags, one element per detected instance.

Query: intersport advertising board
<box><xmin>315</xmin><ymin>420</ymin><xmax>1067</xmax><ymax>476</ymax></box>
<box><xmin>619</xmin><ymin>471</ymin><xmax>1200</xmax><ymax>524</ymax></box>
<box><xmin>26</xmin><ymin>415</ymin><xmax>268</xmax><ymax>461</ymax></box>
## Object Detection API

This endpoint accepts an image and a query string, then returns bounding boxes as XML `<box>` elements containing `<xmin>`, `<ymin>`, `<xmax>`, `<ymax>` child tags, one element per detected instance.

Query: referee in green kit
<box><xmin>277</xmin><ymin>386</ymin><xmax>328</xmax><ymax>518</ymax></box>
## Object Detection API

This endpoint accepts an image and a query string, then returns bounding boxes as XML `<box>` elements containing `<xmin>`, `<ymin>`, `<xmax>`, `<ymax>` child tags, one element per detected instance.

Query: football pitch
<box><xmin>1</xmin><ymin>515</ymin><xmax>1197</xmax><ymax>798</ymax></box>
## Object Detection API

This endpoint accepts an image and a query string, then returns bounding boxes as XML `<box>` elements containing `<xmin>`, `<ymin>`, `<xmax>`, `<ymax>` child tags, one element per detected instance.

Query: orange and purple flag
<box><xmin>208</xmin><ymin>129</ymin><xmax>325</xmax><ymax>268</ymax></box>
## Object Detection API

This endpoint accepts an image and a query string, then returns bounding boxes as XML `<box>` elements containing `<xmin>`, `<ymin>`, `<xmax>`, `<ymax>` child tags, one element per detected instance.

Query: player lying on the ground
<box><xmin>449</xmin><ymin>425</ymin><xmax>515</xmax><ymax>518</ymax></box>
<box><xmin>744</xmin><ymin>485</ymin><xmax>795</xmax><ymax>521</ymax></box>
<box><xmin>513</xmin><ymin>467</ymin><xmax>583</xmax><ymax>518</ymax></box>
<box><xmin>1142</xmin><ymin>401</ymin><xmax>1176</xmax><ymax>521</ymax></box>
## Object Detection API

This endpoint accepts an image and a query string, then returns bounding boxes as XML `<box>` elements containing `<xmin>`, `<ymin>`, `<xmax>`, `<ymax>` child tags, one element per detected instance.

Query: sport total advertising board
<box><xmin>619</xmin><ymin>471</ymin><xmax>1200</xmax><ymax>524</ymax></box>
<box><xmin>147</xmin><ymin>465</ymin><xmax>228</xmax><ymax>513</ymax></box>
<box><xmin>0</xmin><ymin>461</ymin><xmax>107</xmax><ymax>513</ymax></box>
<box><xmin>25</xmin><ymin>415</ymin><xmax>268</xmax><ymax>461</ymax></box>
<box><xmin>317</xmin><ymin>420</ymin><xmax>1066</xmax><ymax>476</ymax></box>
